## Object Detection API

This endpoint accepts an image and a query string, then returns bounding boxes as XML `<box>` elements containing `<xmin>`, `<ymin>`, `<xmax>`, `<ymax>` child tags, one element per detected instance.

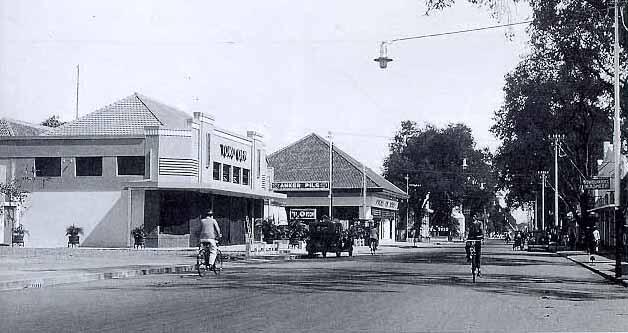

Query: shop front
<box><xmin>268</xmin><ymin>133</ymin><xmax>407</xmax><ymax>244</ymax></box>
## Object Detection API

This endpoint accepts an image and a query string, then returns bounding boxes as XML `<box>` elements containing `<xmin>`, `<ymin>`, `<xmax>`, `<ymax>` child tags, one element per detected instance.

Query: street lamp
<box><xmin>373</xmin><ymin>21</ymin><xmax>532</xmax><ymax>70</ymax></box>
<box><xmin>373</xmin><ymin>42</ymin><xmax>393</xmax><ymax>69</ymax></box>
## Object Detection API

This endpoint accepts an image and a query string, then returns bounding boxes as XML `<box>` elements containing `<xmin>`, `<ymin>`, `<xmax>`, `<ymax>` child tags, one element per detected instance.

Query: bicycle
<box><xmin>369</xmin><ymin>238</ymin><xmax>378</xmax><ymax>255</ymax></box>
<box><xmin>197</xmin><ymin>241</ymin><xmax>223</xmax><ymax>277</ymax></box>
<box><xmin>467</xmin><ymin>239</ymin><xmax>482</xmax><ymax>283</ymax></box>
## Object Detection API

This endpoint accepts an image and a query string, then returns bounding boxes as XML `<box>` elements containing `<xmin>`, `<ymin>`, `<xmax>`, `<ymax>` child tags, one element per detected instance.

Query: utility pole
<box><xmin>405</xmin><ymin>174</ymin><xmax>409</xmax><ymax>241</ymax></box>
<box><xmin>613</xmin><ymin>0</ymin><xmax>623</xmax><ymax>278</ymax></box>
<box><xmin>328</xmin><ymin>131</ymin><xmax>333</xmax><ymax>219</ymax></box>
<box><xmin>551</xmin><ymin>134</ymin><xmax>564</xmax><ymax>229</ymax></box>
<box><xmin>538</xmin><ymin>171</ymin><xmax>549</xmax><ymax>231</ymax></box>
<box><xmin>75</xmin><ymin>65</ymin><xmax>80</xmax><ymax>120</ymax></box>
<box><xmin>534</xmin><ymin>192</ymin><xmax>538</xmax><ymax>231</ymax></box>
<box><xmin>362</xmin><ymin>163</ymin><xmax>367</xmax><ymax>218</ymax></box>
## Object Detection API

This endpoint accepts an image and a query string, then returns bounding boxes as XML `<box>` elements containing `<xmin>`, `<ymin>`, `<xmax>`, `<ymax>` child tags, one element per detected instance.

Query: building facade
<box><xmin>589</xmin><ymin>141</ymin><xmax>628</xmax><ymax>253</ymax></box>
<box><xmin>267</xmin><ymin>133</ymin><xmax>407</xmax><ymax>243</ymax></box>
<box><xmin>0</xmin><ymin>93</ymin><xmax>285</xmax><ymax>247</ymax></box>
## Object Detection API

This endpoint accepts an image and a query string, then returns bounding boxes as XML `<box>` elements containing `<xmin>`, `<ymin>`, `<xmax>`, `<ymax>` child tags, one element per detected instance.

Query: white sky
<box><xmin>0</xmin><ymin>0</ymin><xmax>531</xmax><ymax>172</ymax></box>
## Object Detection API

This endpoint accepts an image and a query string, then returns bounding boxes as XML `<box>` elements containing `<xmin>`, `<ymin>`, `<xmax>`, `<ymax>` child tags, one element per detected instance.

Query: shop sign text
<box><xmin>272</xmin><ymin>181</ymin><xmax>329</xmax><ymax>191</ymax></box>
<box><xmin>289</xmin><ymin>209</ymin><xmax>316</xmax><ymax>220</ymax></box>
<box><xmin>220</xmin><ymin>144</ymin><xmax>247</xmax><ymax>162</ymax></box>
<box><xmin>371</xmin><ymin>197</ymin><xmax>399</xmax><ymax>211</ymax></box>
<box><xmin>583</xmin><ymin>177</ymin><xmax>610</xmax><ymax>190</ymax></box>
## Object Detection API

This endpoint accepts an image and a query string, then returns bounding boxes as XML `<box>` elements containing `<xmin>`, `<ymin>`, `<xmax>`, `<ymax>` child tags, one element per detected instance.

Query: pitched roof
<box><xmin>268</xmin><ymin>133</ymin><xmax>407</xmax><ymax>198</ymax></box>
<box><xmin>0</xmin><ymin>118</ymin><xmax>48</xmax><ymax>136</ymax></box>
<box><xmin>44</xmin><ymin>93</ymin><xmax>191</xmax><ymax>136</ymax></box>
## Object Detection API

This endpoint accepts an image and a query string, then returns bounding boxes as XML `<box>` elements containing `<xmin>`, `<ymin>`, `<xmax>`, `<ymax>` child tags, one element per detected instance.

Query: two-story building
<box><xmin>267</xmin><ymin>133</ymin><xmax>407</xmax><ymax>244</ymax></box>
<box><xmin>0</xmin><ymin>93</ymin><xmax>285</xmax><ymax>247</ymax></box>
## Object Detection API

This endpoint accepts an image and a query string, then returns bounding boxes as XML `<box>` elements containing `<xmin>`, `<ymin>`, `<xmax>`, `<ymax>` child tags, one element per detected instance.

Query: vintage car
<box><xmin>526</xmin><ymin>230</ymin><xmax>550</xmax><ymax>252</ymax></box>
<box><xmin>306</xmin><ymin>221</ymin><xmax>353</xmax><ymax>257</ymax></box>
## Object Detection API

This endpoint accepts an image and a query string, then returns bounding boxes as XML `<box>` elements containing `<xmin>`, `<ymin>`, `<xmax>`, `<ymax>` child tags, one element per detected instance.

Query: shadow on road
<box><xmin>86</xmin><ymin>248</ymin><xmax>626</xmax><ymax>302</ymax></box>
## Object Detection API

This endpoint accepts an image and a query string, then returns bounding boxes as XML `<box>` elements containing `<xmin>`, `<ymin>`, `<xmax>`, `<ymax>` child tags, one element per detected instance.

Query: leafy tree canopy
<box><xmin>426</xmin><ymin>0</ymin><xmax>627</xmax><ymax>229</ymax></box>
<box><xmin>383</xmin><ymin>121</ymin><xmax>500</xmax><ymax>233</ymax></box>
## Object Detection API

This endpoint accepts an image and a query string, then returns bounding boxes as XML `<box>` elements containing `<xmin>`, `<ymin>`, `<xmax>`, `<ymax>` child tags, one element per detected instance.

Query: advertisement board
<box><xmin>272</xmin><ymin>181</ymin><xmax>329</xmax><ymax>191</ymax></box>
<box><xmin>289</xmin><ymin>208</ymin><xmax>317</xmax><ymax>220</ymax></box>
<box><xmin>583</xmin><ymin>177</ymin><xmax>611</xmax><ymax>190</ymax></box>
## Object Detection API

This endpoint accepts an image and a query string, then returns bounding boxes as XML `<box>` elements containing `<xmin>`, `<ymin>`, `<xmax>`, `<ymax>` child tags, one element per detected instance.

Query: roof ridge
<box><xmin>324</xmin><ymin>134</ymin><xmax>406</xmax><ymax>197</ymax></box>
<box><xmin>134</xmin><ymin>93</ymin><xmax>165</xmax><ymax>126</ymax></box>
<box><xmin>45</xmin><ymin>94</ymin><xmax>140</xmax><ymax>134</ymax></box>
<box><xmin>268</xmin><ymin>132</ymin><xmax>319</xmax><ymax>159</ymax></box>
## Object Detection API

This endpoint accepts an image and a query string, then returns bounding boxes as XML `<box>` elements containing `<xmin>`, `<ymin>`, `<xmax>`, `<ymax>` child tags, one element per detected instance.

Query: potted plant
<box><xmin>12</xmin><ymin>224</ymin><xmax>28</xmax><ymax>247</ymax></box>
<box><xmin>131</xmin><ymin>225</ymin><xmax>146</xmax><ymax>248</ymax></box>
<box><xmin>66</xmin><ymin>225</ymin><xmax>83</xmax><ymax>247</ymax></box>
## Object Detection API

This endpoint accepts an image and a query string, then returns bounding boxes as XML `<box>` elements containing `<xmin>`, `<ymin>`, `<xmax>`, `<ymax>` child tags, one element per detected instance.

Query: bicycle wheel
<box><xmin>197</xmin><ymin>250</ymin><xmax>209</xmax><ymax>277</ymax></box>
<box><xmin>213</xmin><ymin>250</ymin><xmax>223</xmax><ymax>275</ymax></box>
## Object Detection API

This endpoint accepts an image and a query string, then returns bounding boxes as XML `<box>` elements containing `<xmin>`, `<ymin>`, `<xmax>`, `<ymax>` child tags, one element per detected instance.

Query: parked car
<box><xmin>527</xmin><ymin>230</ymin><xmax>550</xmax><ymax>252</ymax></box>
<box><xmin>306</xmin><ymin>221</ymin><xmax>353</xmax><ymax>257</ymax></box>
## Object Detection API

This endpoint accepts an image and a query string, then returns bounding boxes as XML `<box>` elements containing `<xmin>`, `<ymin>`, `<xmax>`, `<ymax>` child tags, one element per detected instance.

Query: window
<box><xmin>222</xmin><ymin>164</ymin><xmax>231</xmax><ymax>182</ymax></box>
<box><xmin>117</xmin><ymin>156</ymin><xmax>145</xmax><ymax>176</ymax></box>
<box><xmin>35</xmin><ymin>157</ymin><xmax>61</xmax><ymax>177</ymax></box>
<box><xmin>256</xmin><ymin>149</ymin><xmax>261</xmax><ymax>178</ymax></box>
<box><xmin>243</xmin><ymin>169</ymin><xmax>250</xmax><ymax>186</ymax></box>
<box><xmin>233</xmin><ymin>167</ymin><xmax>240</xmax><ymax>184</ymax></box>
<box><xmin>206</xmin><ymin>133</ymin><xmax>211</xmax><ymax>168</ymax></box>
<box><xmin>76</xmin><ymin>157</ymin><xmax>102</xmax><ymax>176</ymax></box>
<box><xmin>213</xmin><ymin>162</ymin><xmax>221</xmax><ymax>180</ymax></box>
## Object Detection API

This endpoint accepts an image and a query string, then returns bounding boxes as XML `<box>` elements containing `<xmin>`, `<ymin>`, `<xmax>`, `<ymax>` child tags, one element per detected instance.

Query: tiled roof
<box><xmin>268</xmin><ymin>133</ymin><xmax>407</xmax><ymax>198</ymax></box>
<box><xmin>0</xmin><ymin>118</ymin><xmax>48</xmax><ymax>136</ymax></box>
<box><xmin>44</xmin><ymin>93</ymin><xmax>191</xmax><ymax>136</ymax></box>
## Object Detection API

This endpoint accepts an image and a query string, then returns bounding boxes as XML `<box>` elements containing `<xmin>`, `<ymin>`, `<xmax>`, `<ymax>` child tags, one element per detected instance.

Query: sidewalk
<box><xmin>556</xmin><ymin>250</ymin><xmax>628</xmax><ymax>287</ymax></box>
<box><xmin>0</xmin><ymin>245</ymin><xmax>298</xmax><ymax>291</ymax></box>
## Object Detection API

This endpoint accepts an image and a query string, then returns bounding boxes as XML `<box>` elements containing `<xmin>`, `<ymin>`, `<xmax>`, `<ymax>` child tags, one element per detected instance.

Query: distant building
<box><xmin>588</xmin><ymin>141</ymin><xmax>628</xmax><ymax>251</ymax></box>
<box><xmin>0</xmin><ymin>93</ymin><xmax>285</xmax><ymax>247</ymax></box>
<box><xmin>267</xmin><ymin>133</ymin><xmax>407</xmax><ymax>243</ymax></box>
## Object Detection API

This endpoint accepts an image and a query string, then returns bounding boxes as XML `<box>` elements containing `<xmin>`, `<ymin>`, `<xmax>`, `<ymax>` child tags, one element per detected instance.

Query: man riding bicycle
<box><xmin>199</xmin><ymin>209</ymin><xmax>222</xmax><ymax>270</ymax></box>
<box><xmin>465</xmin><ymin>213</ymin><xmax>484</xmax><ymax>274</ymax></box>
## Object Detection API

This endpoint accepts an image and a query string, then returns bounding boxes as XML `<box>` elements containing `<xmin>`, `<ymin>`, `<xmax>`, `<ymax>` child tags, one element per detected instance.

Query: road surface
<box><xmin>2</xmin><ymin>240</ymin><xmax>627</xmax><ymax>332</ymax></box>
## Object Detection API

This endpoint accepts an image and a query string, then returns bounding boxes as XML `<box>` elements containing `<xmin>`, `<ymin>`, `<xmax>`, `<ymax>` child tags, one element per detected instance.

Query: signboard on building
<box><xmin>289</xmin><ymin>208</ymin><xmax>317</xmax><ymax>220</ymax></box>
<box><xmin>370</xmin><ymin>197</ymin><xmax>399</xmax><ymax>211</ymax></box>
<box><xmin>272</xmin><ymin>181</ymin><xmax>329</xmax><ymax>191</ymax></box>
<box><xmin>211</xmin><ymin>133</ymin><xmax>252</xmax><ymax>168</ymax></box>
<box><xmin>583</xmin><ymin>177</ymin><xmax>611</xmax><ymax>190</ymax></box>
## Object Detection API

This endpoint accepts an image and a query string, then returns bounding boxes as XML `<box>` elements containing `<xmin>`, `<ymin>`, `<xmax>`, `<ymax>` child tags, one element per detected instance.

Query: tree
<box><xmin>41</xmin><ymin>115</ymin><xmax>65</xmax><ymax>128</ymax></box>
<box><xmin>383</xmin><ymin>121</ymin><xmax>498</xmax><ymax>238</ymax></box>
<box><xmin>492</xmin><ymin>1</ymin><xmax>626</xmax><ymax>229</ymax></box>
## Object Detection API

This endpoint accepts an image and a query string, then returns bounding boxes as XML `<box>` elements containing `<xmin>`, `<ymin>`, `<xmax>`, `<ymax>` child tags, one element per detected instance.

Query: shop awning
<box><xmin>124</xmin><ymin>180</ymin><xmax>287</xmax><ymax>201</ymax></box>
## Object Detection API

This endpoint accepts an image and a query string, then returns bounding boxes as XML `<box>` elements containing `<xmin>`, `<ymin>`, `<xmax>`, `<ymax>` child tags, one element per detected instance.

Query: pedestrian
<box><xmin>592</xmin><ymin>226</ymin><xmax>600</xmax><ymax>254</ymax></box>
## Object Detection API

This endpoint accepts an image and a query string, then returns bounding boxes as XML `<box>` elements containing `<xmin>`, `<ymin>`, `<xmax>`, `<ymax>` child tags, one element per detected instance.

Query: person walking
<box><xmin>592</xmin><ymin>226</ymin><xmax>601</xmax><ymax>254</ymax></box>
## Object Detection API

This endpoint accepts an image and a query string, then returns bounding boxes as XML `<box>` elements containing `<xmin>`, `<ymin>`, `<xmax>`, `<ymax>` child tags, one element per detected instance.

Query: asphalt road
<box><xmin>2</xmin><ymin>240</ymin><xmax>627</xmax><ymax>332</ymax></box>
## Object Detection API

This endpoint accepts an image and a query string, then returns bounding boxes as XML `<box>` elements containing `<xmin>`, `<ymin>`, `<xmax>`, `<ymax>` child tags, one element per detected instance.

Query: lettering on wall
<box><xmin>371</xmin><ymin>197</ymin><xmax>399</xmax><ymax>211</ymax></box>
<box><xmin>289</xmin><ymin>209</ymin><xmax>317</xmax><ymax>220</ymax></box>
<box><xmin>220</xmin><ymin>144</ymin><xmax>247</xmax><ymax>162</ymax></box>
<box><xmin>272</xmin><ymin>181</ymin><xmax>329</xmax><ymax>191</ymax></box>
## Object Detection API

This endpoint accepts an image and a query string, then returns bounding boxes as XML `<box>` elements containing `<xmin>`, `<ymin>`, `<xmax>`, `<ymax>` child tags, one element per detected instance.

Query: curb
<box><xmin>559</xmin><ymin>254</ymin><xmax>628</xmax><ymax>287</ymax></box>
<box><xmin>0</xmin><ymin>264</ymin><xmax>197</xmax><ymax>292</ymax></box>
<box><xmin>0</xmin><ymin>254</ymin><xmax>300</xmax><ymax>292</ymax></box>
